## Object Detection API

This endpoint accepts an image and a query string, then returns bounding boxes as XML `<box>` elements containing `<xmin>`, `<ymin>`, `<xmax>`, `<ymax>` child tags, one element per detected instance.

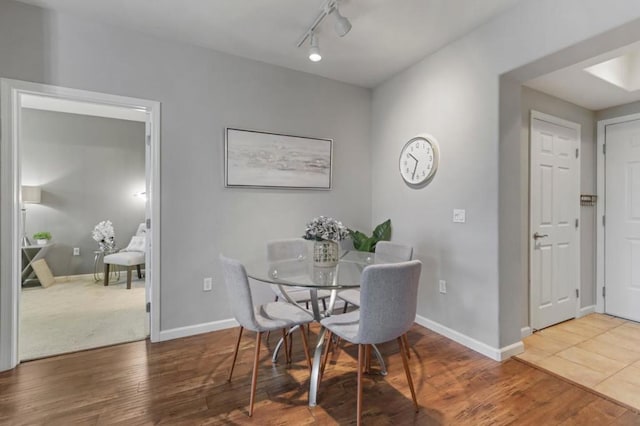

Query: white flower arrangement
<box><xmin>92</xmin><ymin>220</ymin><xmax>115</xmax><ymax>252</ymax></box>
<box><xmin>303</xmin><ymin>216</ymin><xmax>349</xmax><ymax>242</ymax></box>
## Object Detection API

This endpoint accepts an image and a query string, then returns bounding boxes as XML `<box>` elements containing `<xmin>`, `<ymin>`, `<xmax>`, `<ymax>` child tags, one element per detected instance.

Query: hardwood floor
<box><xmin>1</xmin><ymin>324</ymin><xmax>639</xmax><ymax>425</ymax></box>
<box><xmin>516</xmin><ymin>314</ymin><xmax>640</xmax><ymax>412</ymax></box>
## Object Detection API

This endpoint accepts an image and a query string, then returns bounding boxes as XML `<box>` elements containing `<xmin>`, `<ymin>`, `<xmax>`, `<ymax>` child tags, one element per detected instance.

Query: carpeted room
<box><xmin>19</xmin><ymin>103</ymin><xmax>148</xmax><ymax>361</ymax></box>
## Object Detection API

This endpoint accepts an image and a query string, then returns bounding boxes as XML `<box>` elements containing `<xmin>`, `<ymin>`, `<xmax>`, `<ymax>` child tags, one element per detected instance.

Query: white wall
<box><xmin>372</xmin><ymin>0</ymin><xmax>640</xmax><ymax>350</ymax></box>
<box><xmin>0</xmin><ymin>0</ymin><xmax>372</xmax><ymax>331</ymax></box>
<box><xmin>520</xmin><ymin>87</ymin><xmax>597</xmax><ymax>327</ymax></box>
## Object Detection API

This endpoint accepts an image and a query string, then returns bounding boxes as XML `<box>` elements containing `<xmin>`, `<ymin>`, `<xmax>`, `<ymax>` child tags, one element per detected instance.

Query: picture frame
<box><xmin>224</xmin><ymin>127</ymin><xmax>333</xmax><ymax>189</ymax></box>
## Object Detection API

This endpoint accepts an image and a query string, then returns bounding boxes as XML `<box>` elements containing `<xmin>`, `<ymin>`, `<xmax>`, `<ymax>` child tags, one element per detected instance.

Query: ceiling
<box><xmin>15</xmin><ymin>0</ymin><xmax>522</xmax><ymax>88</ymax></box>
<box><xmin>525</xmin><ymin>40</ymin><xmax>640</xmax><ymax>111</ymax></box>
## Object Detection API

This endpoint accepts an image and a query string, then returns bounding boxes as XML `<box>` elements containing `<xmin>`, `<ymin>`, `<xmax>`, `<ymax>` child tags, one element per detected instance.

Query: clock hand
<box><xmin>408</xmin><ymin>153</ymin><xmax>418</xmax><ymax>162</ymax></box>
<box><xmin>412</xmin><ymin>159</ymin><xmax>418</xmax><ymax>179</ymax></box>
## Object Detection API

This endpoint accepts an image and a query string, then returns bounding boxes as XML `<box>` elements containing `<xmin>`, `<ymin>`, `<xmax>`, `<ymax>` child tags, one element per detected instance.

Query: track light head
<box><xmin>333</xmin><ymin>8</ymin><xmax>351</xmax><ymax>37</ymax></box>
<box><xmin>308</xmin><ymin>32</ymin><xmax>322</xmax><ymax>62</ymax></box>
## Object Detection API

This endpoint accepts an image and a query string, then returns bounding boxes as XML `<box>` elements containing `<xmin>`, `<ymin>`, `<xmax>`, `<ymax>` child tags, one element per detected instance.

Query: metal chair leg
<box><xmin>228</xmin><ymin>326</ymin><xmax>243</xmax><ymax>382</ymax></box>
<box><xmin>402</xmin><ymin>333</ymin><xmax>411</xmax><ymax>359</ymax></box>
<box><xmin>249</xmin><ymin>331</ymin><xmax>262</xmax><ymax>416</ymax></box>
<box><xmin>321</xmin><ymin>331</ymin><xmax>333</xmax><ymax>378</ymax></box>
<box><xmin>281</xmin><ymin>329</ymin><xmax>290</xmax><ymax>364</ymax></box>
<box><xmin>299</xmin><ymin>324</ymin><xmax>312</xmax><ymax>370</ymax></box>
<box><xmin>342</xmin><ymin>301</ymin><xmax>349</xmax><ymax>313</ymax></box>
<box><xmin>357</xmin><ymin>344</ymin><xmax>364</xmax><ymax>426</ymax></box>
<box><xmin>398</xmin><ymin>335</ymin><xmax>418</xmax><ymax>412</ymax></box>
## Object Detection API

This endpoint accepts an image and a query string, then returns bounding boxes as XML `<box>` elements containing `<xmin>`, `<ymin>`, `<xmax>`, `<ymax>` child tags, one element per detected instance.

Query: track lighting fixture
<box><xmin>296</xmin><ymin>0</ymin><xmax>352</xmax><ymax>61</ymax></box>
<box><xmin>332</xmin><ymin>7</ymin><xmax>351</xmax><ymax>37</ymax></box>
<box><xmin>308</xmin><ymin>32</ymin><xmax>322</xmax><ymax>62</ymax></box>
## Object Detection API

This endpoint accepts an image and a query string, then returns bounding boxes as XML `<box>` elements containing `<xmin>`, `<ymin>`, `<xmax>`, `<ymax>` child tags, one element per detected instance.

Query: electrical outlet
<box><xmin>453</xmin><ymin>209</ymin><xmax>466</xmax><ymax>223</ymax></box>
<box><xmin>203</xmin><ymin>277</ymin><xmax>213</xmax><ymax>292</ymax></box>
<box><xmin>439</xmin><ymin>280</ymin><xmax>447</xmax><ymax>294</ymax></box>
<box><xmin>73</xmin><ymin>247</ymin><xmax>80</xmax><ymax>256</ymax></box>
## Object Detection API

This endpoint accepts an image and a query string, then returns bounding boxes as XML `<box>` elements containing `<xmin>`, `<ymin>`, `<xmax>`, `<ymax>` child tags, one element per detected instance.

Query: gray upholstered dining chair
<box><xmin>320</xmin><ymin>260</ymin><xmax>422</xmax><ymax>425</ymax></box>
<box><xmin>338</xmin><ymin>241</ymin><xmax>413</xmax><ymax>311</ymax></box>
<box><xmin>220</xmin><ymin>255</ymin><xmax>314</xmax><ymax>416</ymax></box>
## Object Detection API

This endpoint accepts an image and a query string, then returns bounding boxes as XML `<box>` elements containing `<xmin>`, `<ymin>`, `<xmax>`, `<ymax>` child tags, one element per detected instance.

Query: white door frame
<box><xmin>0</xmin><ymin>78</ymin><xmax>161</xmax><ymax>371</ymax></box>
<box><xmin>529</xmin><ymin>110</ymin><xmax>582</xmax><ymax>329</ymax></box>
<box><xmin>596</xmin><ymin>112</ymin><xmax>640</xmax><ymax>314</ymax></box>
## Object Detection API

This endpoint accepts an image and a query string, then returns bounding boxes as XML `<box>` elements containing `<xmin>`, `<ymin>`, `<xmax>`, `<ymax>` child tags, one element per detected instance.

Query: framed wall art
<box><xmin>225</xmin><ymin>128</ymin><xmax>333</xmax><ymax>189</ymax></box>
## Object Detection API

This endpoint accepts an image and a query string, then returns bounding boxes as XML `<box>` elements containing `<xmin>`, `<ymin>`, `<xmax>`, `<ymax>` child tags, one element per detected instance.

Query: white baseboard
<box><xmin>578</xmin><ymin>305</ymin><xmax>596</xmax><ymax>318</ymax></box>
<box><xmin>521</xmin><ymin>326</ymin><xmax>532</xmax><ymax>339</ymax></box>
<box><xmin>158</xmin><ymin>318</ymin><xmax>238</xmax><ymax>342</ymax></box>
<box><xmin>415</xmin><ymin>315</ymin><xmax>524</xmax><ymax>361</ymax></box>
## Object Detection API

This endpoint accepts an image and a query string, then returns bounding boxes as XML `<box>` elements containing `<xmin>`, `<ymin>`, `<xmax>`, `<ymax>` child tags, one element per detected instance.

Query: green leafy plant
<box><xmin>348</xmin><ymin>219</ymin><xmax>391</xmax><ymax>253</ymax></box>
<box><xmin>33</xmin><ymin>231</ymin><xmax>51</xmax><ymax>240</ymax></box>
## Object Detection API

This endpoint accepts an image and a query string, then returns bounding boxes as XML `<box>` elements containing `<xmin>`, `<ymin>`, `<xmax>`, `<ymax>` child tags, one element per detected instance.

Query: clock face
<box><xmin>399</xmin><ymin>135</ymin><xmax>439</xmax><ymax>187</ymax></box>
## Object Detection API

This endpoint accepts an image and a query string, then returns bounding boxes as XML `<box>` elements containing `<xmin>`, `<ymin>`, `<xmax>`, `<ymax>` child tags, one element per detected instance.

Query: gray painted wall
<box><xmin>371</xmin><ymin>0</ymin><xmax>640</xmax><ymax>349</ymax></box>
<box><xmin>596</xmin><ymin>100</ymin><xmax>640</xmax><ymax>121</ymax></box>
<box><xmin>21</xmin><ymin>109</ymin><xmax>145</xmax><ymax>276</ymax></box>
<box><xmin>0</xmin><ymin>0</ymin><xmax>372</xmax><ymax>331</ymax></box>
<box><xmin>3</xmin><ymin>0</ymin><xmax>640</xmax><ymax>347</ymax></box>
<box><xmin>520</xmin><ymin>87</ymin><xmax>597</xmax><ymax>327</ymax></box>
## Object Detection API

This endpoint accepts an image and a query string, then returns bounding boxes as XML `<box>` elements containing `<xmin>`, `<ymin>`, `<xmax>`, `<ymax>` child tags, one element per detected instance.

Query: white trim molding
<box><xmin>158</xmin><ymin>318</ymin><xmax>239</xmax><ymax>342</ymax></box>
<box><xmin>578</xmin><ymin>305</ymin><xmax>596</xmax><ymax>318</ymax></box>
<box><xmin>0</xmin><ymin>79</ymin><xmax>161</xmax><ymax>372</ymax></box>
<box><xmin>521</xmin><ymin>326</ymin><xmax>532</xmax><ymax>339</ymax></box>
<box><xmin>415</xmin><ymin>315</ymin><xmax>524</xmax><ymax>361</ymax></box>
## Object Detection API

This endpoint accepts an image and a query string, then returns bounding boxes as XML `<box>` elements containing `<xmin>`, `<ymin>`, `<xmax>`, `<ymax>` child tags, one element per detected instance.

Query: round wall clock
<box><xmin>399</xmin><ymin>134</ymin><xmax>440</xmax><ymax>187</ymax></box>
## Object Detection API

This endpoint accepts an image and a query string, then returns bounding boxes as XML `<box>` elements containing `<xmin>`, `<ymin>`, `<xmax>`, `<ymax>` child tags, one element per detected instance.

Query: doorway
<box><xmin>597</xmin><ymin>114</ymin><xmax>640</xmax><ymax>323</ymax></box>
<box><xmin>529</xmin><ymin>111</ymin><xmax>581</xmax><ymax>331</ymax></box>
<box><xmin>0</xmin><ymin>79</ymin><xmax>161</xmax><ymax>371</ymax></box>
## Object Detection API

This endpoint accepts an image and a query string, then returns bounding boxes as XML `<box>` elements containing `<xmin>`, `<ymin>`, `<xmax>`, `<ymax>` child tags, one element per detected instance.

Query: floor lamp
<box><xmin>21</xmin><ymin>186</ymin><xmax>41</xmax><ymax>247</ymax></box>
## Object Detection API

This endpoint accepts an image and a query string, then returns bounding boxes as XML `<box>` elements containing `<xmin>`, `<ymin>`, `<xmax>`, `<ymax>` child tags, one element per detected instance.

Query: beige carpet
<box><xmin>20</xmin><ymin>275</ymin><xmax>148</xmax><ymax>361</ymax></box>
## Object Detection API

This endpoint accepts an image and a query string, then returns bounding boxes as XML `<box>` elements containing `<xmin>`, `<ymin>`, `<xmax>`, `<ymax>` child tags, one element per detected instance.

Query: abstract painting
<box><xmin>225</xmin><ymin>128</ymin><xmax>332</xmax><ymax>189</ymax></box>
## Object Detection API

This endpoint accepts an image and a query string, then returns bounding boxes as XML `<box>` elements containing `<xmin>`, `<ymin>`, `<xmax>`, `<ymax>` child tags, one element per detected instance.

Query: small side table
<box><xmin>93</xmin><ymin>250</ymin><xmax>120</xmax><ymax>282</ymax></box>
<box><xmin>22</xmin><ymin>243</ymin><xmax>54</xmax><ymax>286</ymax></box>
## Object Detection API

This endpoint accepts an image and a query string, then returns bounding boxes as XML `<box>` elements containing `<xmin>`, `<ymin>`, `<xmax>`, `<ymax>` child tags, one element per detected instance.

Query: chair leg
<box><xmin>126</xmin><ymin>266</ymin><xmax>133</xmax><ymax>289</ymax></box>
<box><xmin>321</xmin><ymin>331</ymin><xmax>333</xmax><ymax>378</ymax></box>
<box><xmin>402</xmin><ymin>334</ymin><xmax>411</xmax><ymax>359</ymax></box>
<box><xmin>357</xmin><ymin>344</ymin><xmax>364</xmax><ymax>426</ymax></box>
<box><xmin>342</xmin><ymin>301</ymin><xmax>349</xmax><ymax>314</ymax></box>
<box><xmin>322</xmin><ymin>298</ymin><xmax>327</xmax><ymax>311</ymax></box>
<box><xmin>299</xmin><ymin>325</ymin><xmax>312</xmax><ymax>370</ymax></box>
<box><xmin>288</xmin><ymin>329</ymin><xmax>293</xmax><ymax>363</ymax></box>
<box><xmin>365</xmin><ymin>344</ymin><xmax>372</xmax><ymax>374</ymax></box>
<box><xmin>281</xmin><ymin>329</ymin><xmax>290</xmax><ymax>364</ymax></box>
<box><xmin>398</xmin><ymin>335</ymin><xmax>418</xmax><ymax>412</ymax></box>
<box><xmin>249</xmin><ymin>331</ymin><xmax>262</xmax><ymax>417</ymax></box>
<box><xmin>228</xmin><ymin>326</ymin><xmax>244</xmax><ymax>382</ymax></box>
<box><xmin>136</xmin><ymin>264</ymin><xmax>142</xmax><ymax>279</ymax></box>
<box><xmin>103</xmin><ymin>264</ymin><xmax>110</xmax><ymax>286</ymax></box>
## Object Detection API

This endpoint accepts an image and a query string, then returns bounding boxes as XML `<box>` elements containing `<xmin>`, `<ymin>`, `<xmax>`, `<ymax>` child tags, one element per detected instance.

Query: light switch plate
<box><xmin>453</xmin><ymin>209</ymin><xmax>466</xmax><ymax>223</ymax></box>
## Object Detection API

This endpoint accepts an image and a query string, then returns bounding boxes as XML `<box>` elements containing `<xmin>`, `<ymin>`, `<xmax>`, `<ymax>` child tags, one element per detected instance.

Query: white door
<box><xmin>530</xmin><ymin>112</ymin><xmax>580</xmax><ymax>330</ymax></box>
<box><xmin>604</xmin><ymin>119</ymin><xmax>640</xmax><ymax>322</ymax></box>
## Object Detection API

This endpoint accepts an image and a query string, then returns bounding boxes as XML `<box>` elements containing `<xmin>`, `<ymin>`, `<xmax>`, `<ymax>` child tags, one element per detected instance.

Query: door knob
<box><xmin>533</xmin><ymin>232</ymin><xmax>549</xmax><ymax>240</ymax></box>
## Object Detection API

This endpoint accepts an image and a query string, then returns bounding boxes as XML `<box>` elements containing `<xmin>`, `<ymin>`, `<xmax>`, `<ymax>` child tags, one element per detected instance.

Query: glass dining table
<box><xmin>244</xmin><ymin>249</ymin><xmax>403</xmax><ymax>407</ymax></box>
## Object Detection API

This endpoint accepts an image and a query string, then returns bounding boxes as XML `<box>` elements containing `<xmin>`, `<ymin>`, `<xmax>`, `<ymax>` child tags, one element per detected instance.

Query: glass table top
<box><xmin>245</xmin><ymin>250</ymin><xmax>404</xmax><ymax>290</ymax></box>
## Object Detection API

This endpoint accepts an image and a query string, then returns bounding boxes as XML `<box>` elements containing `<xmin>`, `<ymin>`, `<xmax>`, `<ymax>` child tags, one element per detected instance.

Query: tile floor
<box><xmin>516</xmin><ymin>314</ymin><xmax>640</xmax><ymax>412</ymax></box>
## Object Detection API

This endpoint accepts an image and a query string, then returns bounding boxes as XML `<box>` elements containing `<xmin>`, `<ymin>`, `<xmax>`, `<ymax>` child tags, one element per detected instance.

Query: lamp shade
<box><xmin>21</xmin><ymin>186</ymin><xmax>41</xmax><ymax>204</ymax></box>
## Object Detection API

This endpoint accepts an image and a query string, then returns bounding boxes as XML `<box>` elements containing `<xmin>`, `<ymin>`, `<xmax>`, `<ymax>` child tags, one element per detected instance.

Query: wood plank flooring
<box><xmin>516</xmin><ymin>313</ymin><xmax>640</xmax><ymax>413</ymax></box>
<box><xmin>1</xmin><ymin>323</ymin><xmax>639</xmax><ymax>425</ymax></box>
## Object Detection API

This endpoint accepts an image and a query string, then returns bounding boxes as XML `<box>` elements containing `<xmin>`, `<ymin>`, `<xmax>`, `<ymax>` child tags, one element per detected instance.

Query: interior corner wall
<box><xmin>21</xmin><ymin>109</ymin><xmax>145</xmax><ymax>277</ymax></box>
<box><xmin>372</xmin><ymin>0</ymin><xmax>640</xmax><ymax>350</ymax></box>
<box><xmin>0</xmin><ymin>0</ymin><xmax>372</xmax><ymax>331</ymax></box>
<box><xmin>519</xmin><ymin>87</ymin><xmax>597</xmax><ymax>328</ymax></box>
<box><xmin>596</xmin><ymin>99</ymin><xmax>640</xmax><ymax>121</ymax></box>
